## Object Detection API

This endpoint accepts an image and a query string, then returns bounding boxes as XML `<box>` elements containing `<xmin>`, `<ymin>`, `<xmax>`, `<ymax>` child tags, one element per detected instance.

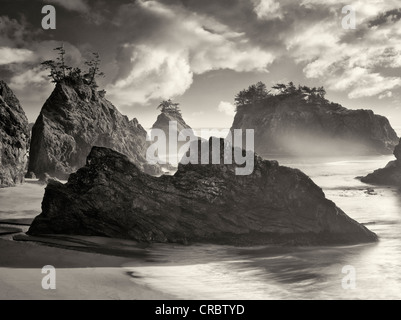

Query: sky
<box><xmin>1</xmin><ymin>0</ymin><xmax>401</xmax><ymax>130</ymax></box>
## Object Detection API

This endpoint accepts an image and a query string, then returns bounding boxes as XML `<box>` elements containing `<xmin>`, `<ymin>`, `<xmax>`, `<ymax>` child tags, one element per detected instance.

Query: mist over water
<box><xmin>126</xmin><ymin>155</ymin><xmax>401</xmax><ymax>299</ymax></box>
<box><xmin>2</xmin><ymin>156</ymin><xmax>401</xmax><ymax>299</ymax></box>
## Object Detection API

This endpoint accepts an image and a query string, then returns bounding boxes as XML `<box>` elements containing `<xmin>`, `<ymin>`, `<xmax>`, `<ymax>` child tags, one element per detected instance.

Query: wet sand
<box><xmin>0</xmin><ymin>237</ymin><xmax>175</xmax><ymax>300</ymax></box>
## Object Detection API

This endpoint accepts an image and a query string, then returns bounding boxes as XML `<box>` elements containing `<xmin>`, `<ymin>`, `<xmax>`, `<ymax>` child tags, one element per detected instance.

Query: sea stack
<box><xmin>28</xmin><ymin>139</ymin><xmax>377</xmax><ymax>245</ymax></box>
<box><xmin>150</xmin><ymin>100</ymin><xmax>195</xmax><ymax>163</ymax></box>
<box><xmin>360</xmin><ymin>138</ymin><xmax>401</xmax><ymax>185</ymax></box>
<box><xmin>28</xmin><ymin>81</ymin><xmax>160</xmax><ymax>179</ymax></box>
<box><xmin>231</xmin><ymin>82</ymin><xmax>398</xmax><ymax>156</ymax></box>
<box><xmin>0</xmin><ymin>81</ymin><xmax>30</xmax><ymax>187</ymax></box>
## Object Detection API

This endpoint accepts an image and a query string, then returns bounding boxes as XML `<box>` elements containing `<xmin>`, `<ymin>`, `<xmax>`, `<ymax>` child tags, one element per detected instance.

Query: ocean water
<box><xmin>2</xmin><ymin>156</ymin><xmax>401</xmax><ymax>299</ymax></box>
<box><xmin>126</xmin><ymin>155</ymin><xmax>401</xmax><ymax>300</ymax></box>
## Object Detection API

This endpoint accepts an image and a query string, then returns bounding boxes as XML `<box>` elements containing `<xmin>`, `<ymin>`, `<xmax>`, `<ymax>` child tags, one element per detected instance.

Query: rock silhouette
<box><xmin>29</xmin><ymin>139</ymin><xmax>377</xmax><ymax>245</ymax></box>
<box><xmin>28</xmin><ymin>82</ymin><xmax>160</xmax><ymax>179</ymax></box>
<box><xmin>0</xmin><ymin>81</ymin><xmax>30</xmax><ymax>187</ymax></box>
<box><xmin>232</xmin><ymin>90</ymin><xmax>398</xmax><ymax>156</ymax></box>
<box><xmin>361</xmin><ymin>138</ymin><xmax>401</xmax><ymax>185</ymax></box>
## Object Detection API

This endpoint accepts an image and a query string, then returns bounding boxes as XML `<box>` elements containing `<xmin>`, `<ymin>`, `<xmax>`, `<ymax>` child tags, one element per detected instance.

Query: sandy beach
<box><xmin>0</xmin><ymin>237</ymin><xmax>174</xmax><ymax>300</ymax></box>
<box><xmin>0</xmin><ymin>180</ymin><xmax>174</xmax><ymax>300</ymax></box>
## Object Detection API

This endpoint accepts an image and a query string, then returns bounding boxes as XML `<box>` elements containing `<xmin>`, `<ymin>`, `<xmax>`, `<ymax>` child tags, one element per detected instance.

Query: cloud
<box><xmin>108</xmin><ymin>45</ymin><xmax>193</xmax><ymax>105</ymax></box>
<box><xmin>284</xmin><ymin>1</ymin><xmax>401</xmax><ymax>98</ymax></box>
<box><xmin>379</xmin><ymin>91</ymin><xmax>393</xmax><ymax>99</ymax></box>
<box><xmin>106</xmin><ymin>0</ymin><xmax>275</xmax><ymax>107</ymax></box>
<box><xmin>0</xmin><ymin>16</ymin><xmax>34</xmax><ymax>47</ymax></box>
<box><xmin>327</xmin><ymin>67</ymin><xmax>401</xmax><ymax>99</ymax></box>
<box><xmin>218</xmin><ymin>101</ymin><xmax>236</xmax><ymax>116</ymax></box>
<box><xmin>164</xmin><ymin>0</ymin><xmax>401</xmax><ymax>100</ymax></box>
<box><xmin>45</xmin><ymin>0</ymin><xmax>89</xmax><ymax>13</ymax></box>
<box><xmin>0</xmin><ymin>47</ymin><xmax>35</xmax><ymax>65</ymax></box>
<box><xmin>0</xmin><ymin>15</ymin><xmax>84</xmax><ymax>120</ymax></box>
<box><xmin>9</xmin><ymin>66</ymin><xmax>50</xmax><ymax>90</ymax></box>
<box><xmin>252</xmin><ymin>0</ymin><xmax>283</xmax><ymax>20</ymax></box>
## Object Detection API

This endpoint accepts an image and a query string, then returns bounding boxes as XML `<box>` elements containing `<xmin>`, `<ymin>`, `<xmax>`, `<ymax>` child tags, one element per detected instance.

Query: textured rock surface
<box><xmin>152</xmin><ymin>111</ymin><xmax>192</xmax><ymax>134</ymax></box>
<box><xmin>29</xmin><ymin>140</ymin><xmax>377</xmax><ymax>245</ymax></box>
<box><xmin>0</xmin><ymin>81</ymin><xmax>30</xmax><ymax>187</ymax></box>
<box><xmin>361</xmin><ymin>138</ymin><xmax>401</xmax><ymax>185</ymax></box>
<box><xmin>28</xmin><ymin>82</ymin><xmax>160</xmax><ymax>179</ymax></box>
<box><xmin>232</xmin><ymin>94</ymin><xmax>398</xmax><ymax>156</ymax></box>
<box><xmin>151</xmin><ymin>111</ymin><xmax>195</xmax><ymax>156</ymax></box>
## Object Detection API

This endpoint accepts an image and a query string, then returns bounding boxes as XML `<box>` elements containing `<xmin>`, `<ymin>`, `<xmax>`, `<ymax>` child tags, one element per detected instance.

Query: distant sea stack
<box><xmin>360</xmin><ymin>139</ymin><xmax>401</xmax><ymax>185</ymax></box>
<box><xmin>0</xmin><ymin>81</ymin><xmax>30</xmax><ymax>187</ymax></box>
<box><xmin>28</xmin><ymin>81</ymin><xmax>160</xmax><ymax>179</ymax></box>
<box><xmin>150</xmin><ymin>100</ymin><xmax>195</xmax><ymax>160</ymax></box>
<box><xmin>28</xmin><ymin>140</ymin><xmax>377</xmax><ymax>245</ymax></box>
<box><xmin>231</xmin><ymin>82</ymin><xmax>398</xmax><ymax>156</ymax></box>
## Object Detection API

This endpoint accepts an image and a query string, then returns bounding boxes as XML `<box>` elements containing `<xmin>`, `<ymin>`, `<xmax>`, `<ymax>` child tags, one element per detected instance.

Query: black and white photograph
<box><xmin>1</xmin><ymin>0</ymin><xmax>401</xmax><ymax>304</ymax></box>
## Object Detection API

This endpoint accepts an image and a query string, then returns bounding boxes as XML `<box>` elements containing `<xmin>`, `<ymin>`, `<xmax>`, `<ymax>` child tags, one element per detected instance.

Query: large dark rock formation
<box><xmin>28</xmin><ymin>82</ymin><xmax>160</xmax><ymax>179</ymax></box>
<box><xmin>28</xmin><ymin>140</ymin><xmax>377</xmax><ymax>245</ymax></box>
<box><xmin>232</xmin><ymin>91</ymin><xmax>398</xmax><ymax>156</ymax></box>
<box><xmin>360</xmin><ymin>139</ymin><xmax>401</xmax><ymax>185</ymax></box>
<box><xmin>0</xmin><ymin>81</ymin><xmax>30</xmax><ymax>187</ymax></box>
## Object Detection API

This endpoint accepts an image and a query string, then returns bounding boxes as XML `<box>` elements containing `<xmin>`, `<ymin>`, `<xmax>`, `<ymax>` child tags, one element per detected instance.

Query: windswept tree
<box><xmin>235</xmin><ymin>81</ymin><xmax>328</xmax><ymax>108</ymax></box>
<box><xmin>41</xmin><ymin>45</ymin><xmax>70</xmax><ymax>83</ymax></box>
<box><xmin>84</xmin><ymin>52</ymin><xmax>105</xmax><ymax>87</ymax></box>
<box><xmin>157</xmin><ymin>99</ymin><xmax>181</xmax><ymax>114</ymax></box>
<box><xmin>41</xmin><ymin>60</ymin><xmax>61</xmax><ymax>83</ymax></box>
<box><xmin>41</xmin><ymin>46</ymin><xmax>105</xmax><ymax>88</ymax></box>
<box><xmin>235</xmin><ymin>81</ymin><xmax>270</xmax><ymax>107</ymax></box>
<box><xmin>55</xmin><ymin>45</ymin><xmax>67</xmax><ymax>78</ymax></box>
<box><xmin>317</xmin><ymin>86</ymin><xmax>326</xmax><ymax>98</ymax></box>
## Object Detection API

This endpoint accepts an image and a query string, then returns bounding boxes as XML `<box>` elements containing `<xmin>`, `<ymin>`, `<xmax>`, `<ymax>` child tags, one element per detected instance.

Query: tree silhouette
<box><xmin>84</xmin><ymin>52</ymin><xmax>105</xmax><ymax>87</ymax></box>
<box><xmin>235</xmin><ymin>81</ymin><xmax>270</xmax><ymax>106</ymax></box>
<box><xmin>41</xmin><ymin>46</ymin><xmax>105</xmax><ymax>88</ymax></box>
<box><xmin>157</xmin><ymin>99</ymin><xmax>181</xmax><ymax>114</ymax></box>
<box><xmin>235</xmin><ymin>82</ymin><xmax>327</xmax><ymax>108</ymax></box>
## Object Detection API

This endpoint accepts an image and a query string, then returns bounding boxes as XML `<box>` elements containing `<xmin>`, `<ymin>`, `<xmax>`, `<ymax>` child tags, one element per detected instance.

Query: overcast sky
<box><xmin>1</xmin><ymin>0</ymin><xmax>401</xmax><ymax>130</ymax></box>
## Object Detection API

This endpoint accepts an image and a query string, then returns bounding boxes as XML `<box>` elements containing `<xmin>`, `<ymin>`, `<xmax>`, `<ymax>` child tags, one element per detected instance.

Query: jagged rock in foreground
<box><xmin>28</xmin><ymin>82</ymin><xmax>160</xmax><ymax>179</ymax></box>
<box><xmin>232</xmin><ymin>88</ymin><xmax>398</xmax><ymax>156</ymax></box>
<box><xmin>28</xmin><ymin>140</ymin><xmax>377</xmax><ymax>245</ymax></box>
<box><xmin>0</xmin><ymin>81</ymin><xmax>30</xmax><ymax>187</ymax></box>
<box><xmin>360</xmin><ymin>139</ymin><xmax>401</xmax><ymax>185</ymax></box>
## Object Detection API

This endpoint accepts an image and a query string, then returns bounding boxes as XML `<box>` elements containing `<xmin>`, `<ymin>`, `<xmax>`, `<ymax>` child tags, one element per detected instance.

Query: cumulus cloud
<box><xmin>45</xmin><ymin>0</ymin><xmax>89</xmax><ymax>13</ymax></box>
<box><xmin>379</xmin><ymin>91</ymin><xmax>393</xmax><ymax>99</ymax></box>
<box><xmin>108</xmin><ymin>45</ymin><xmax>193</xmax><ymax>105</ymax></box>
<box><xmin>285</xmin><ymin>0</ymin><xmax>401</xmax><ymax>99</ymax></box>
<box><xmin>0</xmin><ymin>15</ymin><xmax>84</xmax><ymax>120</ymax></box>
<box><xmin>0</xmin><ymin>47</ymin><xmax>34</xmax><ymax>65</ymax></box>
<box><xmin>106</xmin><ymin>0</ymin><xmax>275</xmax><ymax>106</ymax></box>
<box><xmin>9</xmin><ymin>67</ymin><xmax>51</xmax><ymax>90</ymax></box>
<box><xmin>327</xmin><ymin>67</ymin><xmax>401</xmax><ymax>99</ymax></box>
<box><xmin>252</xmin><ymin>0</ymin><xmax>283</xmax><ymax>20</ymax></box>
<box><xmin>4</xmin><ymin>0</ymin><xmax>401</xmax><ymax>113</ymax></box>
<box><xmin>218</xmin><ymin>101</ymin><xmax>236</xmax><ymax>116</ymax></box>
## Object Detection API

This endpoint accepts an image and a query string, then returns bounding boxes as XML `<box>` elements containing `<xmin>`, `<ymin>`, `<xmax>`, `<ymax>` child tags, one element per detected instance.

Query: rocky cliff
<box><xmin>360</xmin><ymin>138</ymin><xmax>401</xmax><ymax>185</ymax></box>
<box><xmin>152</xmin><ymin>111</ymin><xmax>193</xmax><ymax>134</ymax></box>
<box><xmin>0</xmin><ymin>81</ymin><xmax>30</xmax><ymax>187</ymax></box>
<box><xmin>28</xmin><ymin>140</ymin><xmax>377</xmax><ymax>245</ymax></box>
<box><xmin>28</xmin><ymin>82</ymin><xmax>160</xmax><ymax>179</ymax></box>
<box><xmin>150</xmin><ymin>111</ymin><xmax>195</xmax><ymax>162</ymax></box>
<box><xmin>232</xmin><ymin>92</ymin><xmax>398</xmax><ymax>156</ymax></box>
